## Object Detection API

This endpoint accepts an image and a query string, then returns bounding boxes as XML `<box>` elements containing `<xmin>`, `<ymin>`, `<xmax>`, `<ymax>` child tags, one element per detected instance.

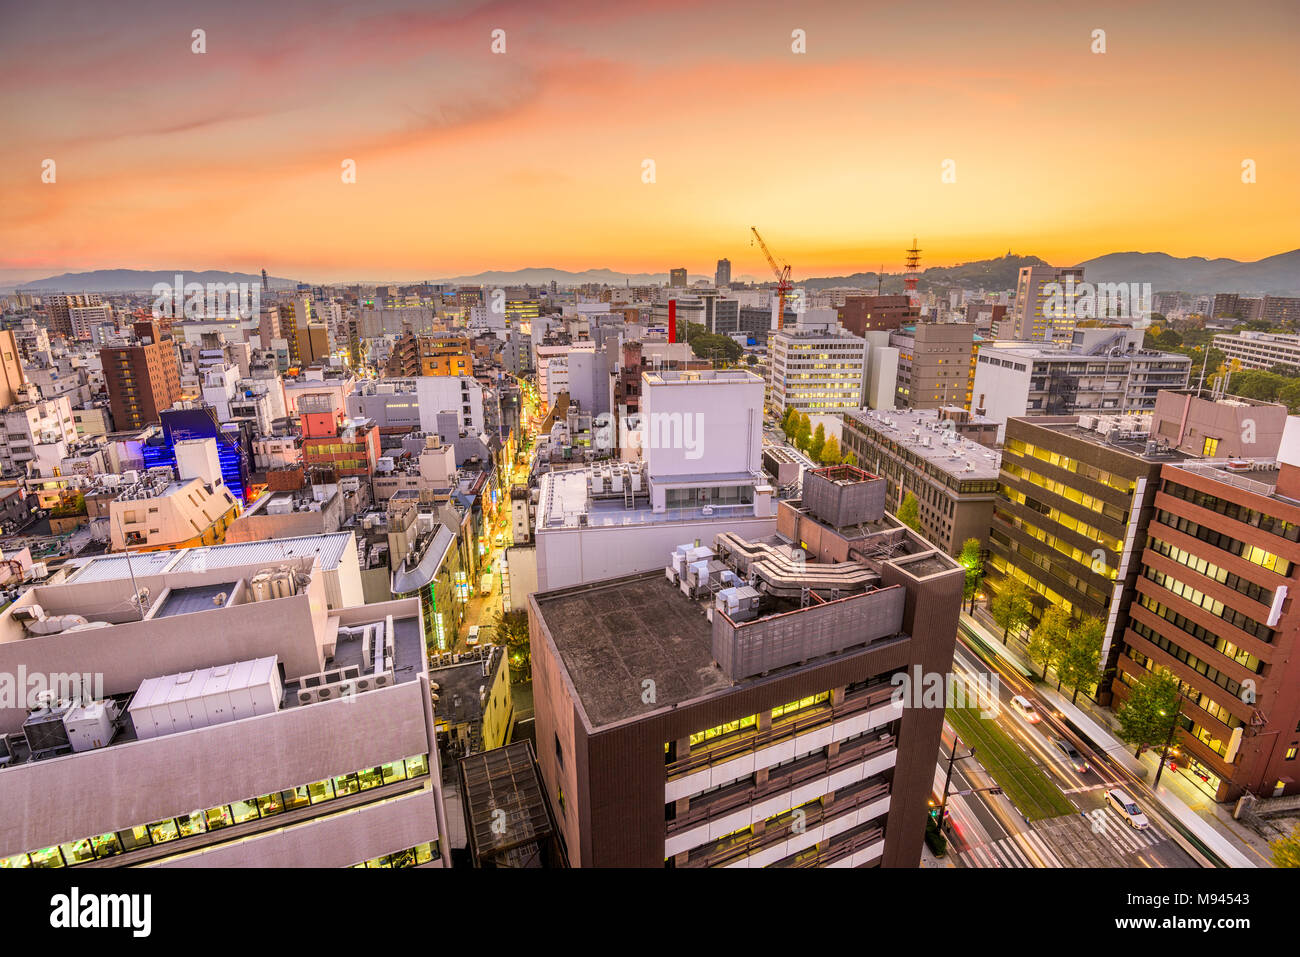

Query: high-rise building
<box><xmin>528</xmin><ymin>465</ymin><xmax>965</xmax><ymax>867</ymax></box>
<box><xmin>768</xmin><ymin>311</ymin><xmax>868</xmax><ymax>415</ymax></box>
<box><xmin>100</xmin><ymin>321</ymin><xmax>183</xmax><ymax>430</ymax></box>
<box><xmin>1118</xmin><ymin>431</ymin><xmax>1300</xmax><ymax>803</ymax></box>
<box><xmin>669</xmin><ymin>267</ymin><xmax>688</xmax><ymax>288</ymax></box>
<box><xmin>1261</xmin><ymin>296</ymin><xmax>1300</xmax><ymax>325</ymax></box>
<box><xmin>0</xmin><ymin>533</ymin><xmax>449</xmax><ymax>869</ymax></box>
<box><xmin>715</xmin><ymin>259</ymin><xmax>731</xmax><ymax>287</ymax></box>
<box><xmin>45</xmin><ymin>293</ymin><xmax>110</xmax><ymax>340</ymax></box>
<box><xmin>889</xmin><ymin>322</ymin><xmax>977</xmax><ymax>410</ymax></box>
<box><xmin>1004</xmin><ymin>266</ymin><xmax>1086</xmax><ymax>343</ymax></box>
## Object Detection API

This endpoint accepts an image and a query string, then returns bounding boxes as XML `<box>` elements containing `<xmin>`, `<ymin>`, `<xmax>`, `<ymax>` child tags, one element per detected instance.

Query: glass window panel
<box><xmin>60</xmin><ymin>839</ymin><xmax>95</xmax><ymax>865</ymax></box>
<box><xmin>333</xmin><ymin>773</ymin><xmax>361</xmax><ymax>798</ymax></box>
<box><xmin>256</xmin><ymin>793</ymin><xmax>285</xmax><ymax>817</ymax></box>
<box><xmin>229</xmin><ymin>800</ymin><xmax>259</xmax><ymax>825</ymax></box>
<box><xmin>119</xmin><ymin>825</ymin><xmax>153</xmax><ymax>851</ymax></box>
<box><xmin>405</xmin><ymin>754</ymin><xmax>429</xmax><ymax>778</ymax></box>
<box><xmin>90</xmin><ymin>833</ymin><xmax>123</xmax><ymax>859</ymax></box>
<box><xmin>204</xmin><ymin>806</ymin><xmax>233</xmax><ymax>831</ymax></box>
<box><xmin>148</xmin><ymin>820</ymin><xmax>180</xmax><ymax>844</ymax></box>
<box><xmin>357</xmin><ymin>767</ymin><xmax>383</xmax><ymax>791</ymax></box>
<box><xmin>29</xmin><ymin>847</ymin><xmax>65</xmax><ymax>868</ymax></box>
<box><xmin>176</xmin><ymin>811</ymin><xmax>207</xmax><ymax>838</ymax></box>
<box><xmin>0</xmin><ymin>853</ymin><xmax>30</xmax><ymax>868</ymax></box>
<box><xmin>415</xmin><ymin>842</ymin><xmax>436</xmax><ymax>864</ymax></box>
<box><xmin>281</xmin><ymin>785</ymin><xmax>312</xmax><ymax>810</ymax></box>
<box><xmin>307</xmin><ymin>779</ymin><xmax>335</xmax><ymax>804</ymax></box>
<box><xmin>381</xmin><ymin>762</ymin><xmax>407</xmax><ymax>785</ymax></box>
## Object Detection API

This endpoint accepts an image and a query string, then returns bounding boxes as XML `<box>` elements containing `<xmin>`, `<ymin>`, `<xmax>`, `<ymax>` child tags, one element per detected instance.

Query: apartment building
<box><xmin>106</xmin><ymin>470</ymin><xmax>242</xmax><ymax>552</ymax></box>
<box><xmin>1118</xmin><ymin>446</ymin><xmax>1300</xmax><ymax>803</ymax></box>
<box><xmin>0</xmin><ymin>395</ymin><xmax>77</xmax><ymax>475</ymax></box>
<box><xmin>889</xmin><ymin>323</ymin><xmax>977</xmax><ymax>410</ymax></box>
<box><xmin>1261</xmin><ymin>296</ymin><xmax>1300</xmax><ymax>325</ymax></box>
<box><xmin>100</xmin><ymin>321</ymin><xmax>184</xmax><ymax>430</ymax></box>
<box><xmin>528</xmin><ymin>465</ymin><xmax>964</xmax><ymax>867</ymax></box>
<box><xmin>0</xmin><ymin>541</ymin><xmax>447</xmax><ymax>868</ymax></box>
<box><xmin>347</xmin><ymin>376</ymin><xmax>485</xmax><ymax>437</ymax></box>
<box><xmin>1213</xmin><ymin>331</ymin><xmax>1300</xmax><ymax>372</ymax></box>
<box><xmin>973</xmin><ymin>328</ymin><xmax>1191</xmax><ymax>422</ymax></box>
<box><xmin>1002</xmin><ymin>266</ymin><xmax>1086</xmax><ymax>343</ymax></box>
<box><xmin>46</xmin><ymin>294</ymin><xmax>111</xmax><ymax>341</ymax></box>
<box><xmin>841</xmin><ymin>407</ymin><xmax>1001</xmax><ymax>554</ymax></box>
<box><xmin>768</xmin><ymin>312</ymin><xmax>868</xmax><ymax>415</ymax></box>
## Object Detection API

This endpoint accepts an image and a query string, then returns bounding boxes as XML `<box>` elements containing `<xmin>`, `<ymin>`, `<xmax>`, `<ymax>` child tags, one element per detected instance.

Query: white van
<box><xmin>466</xmin><ymin>626</ymin><xmax>480</xmax><ymax>646</ymax></box>
<box><xmin>1105</xmin><ymin>788</ymin><xmax>1150</xmax><ymax>830</ymax></box>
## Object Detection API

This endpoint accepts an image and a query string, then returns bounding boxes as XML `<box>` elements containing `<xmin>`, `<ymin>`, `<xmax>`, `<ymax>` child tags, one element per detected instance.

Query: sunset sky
<box><xmin>2</xmin><ymin>0</ymin><xmax>1297</xmax><ymax>284</ymax></box>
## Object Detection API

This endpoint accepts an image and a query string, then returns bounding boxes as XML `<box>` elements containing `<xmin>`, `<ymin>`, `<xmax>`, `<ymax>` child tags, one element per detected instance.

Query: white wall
<box><xmin>972</xmin><ymin>358</ymin><xmax>1031</xmax><ymax>422</ymax></box>
<box><xmin>640</xmin><ymin>374</ymin><xmax>764</xmax><ymax>479</ymax></box>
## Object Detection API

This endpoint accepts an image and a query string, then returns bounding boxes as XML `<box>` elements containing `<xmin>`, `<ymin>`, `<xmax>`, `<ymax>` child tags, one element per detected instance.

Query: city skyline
<box><xmin>2</xmin><ymin>0</ymin><xmax>1298</xmax><ymax>284</ymax></box>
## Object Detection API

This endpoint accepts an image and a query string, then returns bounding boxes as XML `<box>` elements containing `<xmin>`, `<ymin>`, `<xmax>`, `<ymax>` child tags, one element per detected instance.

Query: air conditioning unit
<box><xmin>297</xmin><ymin>689</ymin><xmax>315</xmax><ymax>705</ymax></box>
<box><xmin>373</xmin><ymin>674</ymin><xmax>392</xmax><ymax>688</ymax></box>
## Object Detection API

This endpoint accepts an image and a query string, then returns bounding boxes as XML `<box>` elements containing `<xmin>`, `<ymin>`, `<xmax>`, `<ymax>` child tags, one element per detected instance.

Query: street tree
<box><xmin>1116</xmin><ymin>668</ymin><xmax>1182</xmax><ymax>759</ymax></box>
<box><xmin>958</xmin><ymin>538</ymin><xmax>983</xmax><ymax>613</ymax></box>
<box><xmin>1271</xmin><ymin>825</ymin><xmax>1300</xmax><ymax>868</ymax></box>
<box><xmin>819</xmin><ymin>436</ymin><xmax>842</xmax><ymax>466</ymax></box>
<box><xmin>1060</xmin><ymin>615</ymin><xmax>1105</xmax><ymax>703</ymax></box>
<box><xmin>989</xmin><ymin>580</ymin><xmax>1034</xmax><ymax>644</ymax></box>
<box><xmin>809</xmin><ymin>423</ymin><xmax>826</xmax><ymax>462</ymax></box>
<box><xmin>1027</xmin><ymin>606</ymin><xmax>1071</xmax><ymax>683</ymax></box>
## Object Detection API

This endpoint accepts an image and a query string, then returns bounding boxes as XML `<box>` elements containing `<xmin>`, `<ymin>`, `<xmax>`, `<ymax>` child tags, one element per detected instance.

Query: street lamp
<box><xmin>1152</xmin><ymin>708</ymin><xmax>1179</xmax><ymax>789</ymax></box>
<box><xmin>936</xmin><ymin>739</ymin><xmax>977</xmax><ymax>826</ymax></box>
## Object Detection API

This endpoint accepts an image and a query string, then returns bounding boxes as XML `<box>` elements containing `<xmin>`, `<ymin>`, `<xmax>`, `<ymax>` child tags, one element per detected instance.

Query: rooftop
<box><xmin>1013</xmin><ymin>414</ymin><xmax>1195</xmax><ymax>464</ymax></box>
<box><xmin>846</xmin><ymin>408</ymin><xmax>1002</xmax><ymax>479</ymax></box>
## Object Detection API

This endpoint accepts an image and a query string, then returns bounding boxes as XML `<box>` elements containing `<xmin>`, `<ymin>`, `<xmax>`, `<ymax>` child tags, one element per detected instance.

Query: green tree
<box><xmin>1027</xmin><ymin>606</ymin><xmax>1071</xmax><ymax>683</ymax></box>
<box><xmin>818</xmin><ymin>435</ymin><xmax>843</xmax><ymax>466</ymax></box>
<box><xmin>990</xmin><ymin>580</ymin><xmax>1034</xmax><ymax>644</ymax></box>
<box><xmin>843</xmin><ymin>451</ymin><xmax>858</xmax><ymax>467</ymax></box>
<box><xmin>896</xmin><ymin>491</ymin><xmax>921</xmax><ymax>531</ymax></box>
<box><xmin>1271</xmin><ymin>825</ymin><xmax>1300</xmax><ymax>868</ymax></box>
<box><xmin>493</xmin><ymin>609</ymin><xmax>531</xmax><ymax>681</ymax></box>
<box><xmin>809</xmin><ymin>423</ymin><xmax>827</xmax><ymax>462</ymax></box>
<box><xmin>1116</xmin><ymin>668</ymin><xmax>1182</xmax><ymax>759</ymax></box>
<box><xmin>794</xmin><ymin>413</ymin><xmax>812</xmax><ymax>452</ymax></box>
<box><xmin>1060</xmin><ymin>615</ymin><xmax>1105</xmax><ymax>703</ymax></box>
<box><xmin>958</xmin><ymin>538</ymin><xmax>983</xmax><ymax>613</ymax></box>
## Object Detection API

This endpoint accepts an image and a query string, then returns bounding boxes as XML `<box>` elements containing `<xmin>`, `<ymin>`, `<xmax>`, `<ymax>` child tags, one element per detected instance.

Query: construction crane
<box><xmin>750</xmin><ymin>226</ymin><xmax>793</xmax><ymax>330</ymax></box>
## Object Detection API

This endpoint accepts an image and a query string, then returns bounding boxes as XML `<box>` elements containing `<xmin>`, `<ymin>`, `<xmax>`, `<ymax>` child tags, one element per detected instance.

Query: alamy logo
<box><xmin>0</xmin><ymin>667</ymin><xmax>104</xmax><ymax>710</ymax></box>
<box><xmin>151</xmin><ymin>273</ymin><xmax>260</xmax><ymax>320</ymax></box>
<box><xmin>49</xmin><ymin>888</ymin><xmax>151</xmax><ymax>937</ymax></box>
<box><xmin>593</xmin><ymin>411</ymin><xmax>704</xmax><ymax>459</ymax></box>
<box><xmin>891</xmin><ymin>665</ymin><xmax>1001</xmax><ymax>718</ymax></box>
<box><xmin>1042</xmin><ymin>277</ymin><xmax>1153</xmax><ymax>323</ymax></box>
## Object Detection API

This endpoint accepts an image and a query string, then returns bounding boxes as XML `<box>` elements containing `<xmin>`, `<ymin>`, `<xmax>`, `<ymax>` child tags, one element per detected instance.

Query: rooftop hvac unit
<box><xmin>23</xmin><ymin>705</ymin><xmax>73</xmax><ymax>755</ymax></box>
<box><xmin>250</xmin><ymin>571</ymin><xmax>273</xmax><ymax>602</ymax></box>
<box><xmin>63</xmin><ymin>700</ymin><xmax>118</xmax><ymax>753</ymax></box>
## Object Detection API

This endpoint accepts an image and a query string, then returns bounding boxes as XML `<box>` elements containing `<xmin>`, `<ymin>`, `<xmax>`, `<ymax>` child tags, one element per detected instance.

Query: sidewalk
<box><xmin>960</xmin><ymin>609</ymin><xmax>1272</xmax><ymax>867</ymax></box>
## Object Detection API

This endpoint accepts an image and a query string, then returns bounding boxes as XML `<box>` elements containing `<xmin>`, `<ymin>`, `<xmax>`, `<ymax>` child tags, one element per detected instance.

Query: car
<box><xmin>1053</xmin><ymin>738</ymin><xmax>1090</xmax><ymax>772</ymax></box>
<box><xmin>1105</xmin><ymin>789</ymin><xmax>1150</xmax><ymax>830</ymax></box>
<box><xmin>1009</xmin><ymin>694</ymin><xmax>1041</xmax><ymax>723</ymax></box>
<box><xmin>466</xmin><ymin>625</ymin><xmax>480</xmax><ymax>646</ymax></box>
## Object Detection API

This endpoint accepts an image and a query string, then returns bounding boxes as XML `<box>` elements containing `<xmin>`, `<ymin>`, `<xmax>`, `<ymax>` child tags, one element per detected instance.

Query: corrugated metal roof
<box><xmin>66</xmin><ymin>532</ymin><xmax>356</xmax><ymax>584</ymax></box>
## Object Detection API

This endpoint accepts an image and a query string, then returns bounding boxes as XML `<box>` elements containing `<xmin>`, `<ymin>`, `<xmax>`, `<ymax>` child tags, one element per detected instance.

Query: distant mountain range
<box><xmin>8</xmin><ymin>249</ymin><xmax>1299</xmax><ymax>296</ymax></box>
<box><xmin>1070</xmin><ymin>250</ymin><xmax>1300</xmax><ymax>295</ymax></box>
<box><xmin>12</xmin><ymin>269</ymin><xmax>297</xmax><ymax>293</ymax></box>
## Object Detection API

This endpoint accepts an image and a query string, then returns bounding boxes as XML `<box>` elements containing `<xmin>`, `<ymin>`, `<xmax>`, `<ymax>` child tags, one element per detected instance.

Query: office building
<box><xmin>106</xmin><ymin>468</ymin><xmax>242</xmax><ymax>552</ymax></box>
<box><xmin>0</xmin><ymin>536</ymin><xmax>448</xmax><ymax>868</ymax></box>
<box><xmin>769</xmin><ymin>312</ymin><xmax>869</xmax><ymax>415</ymax></box>
<box><xmin>889</xmin><ymin>323</ymin><xmax>977</xmax><ymax>410</ymax></box>
<box><xmin>348</xmin><ymin>376</ymin><xmax>485</xmax><ymax>437</ymax></box>
<box><xmin>100</xmin><ymin>321</ymin><xmax>184</xmax><ymax>430</ymax></box>
<box><xmin>973</xmin><ymin>327</ymin><xmax>1191</xmax><ymax>422</ymax></box>
<box><xmin>528</xmin><ymin>465</ymin><xmax>965</xmax><ymax>867</ymax></box>
<box><xmin>839</xmin><ymin>295</ymin><xmax>919</xmax><ymax>336</ymax></box>
<box><xmin>715</xmin><ymin>259</ymin><xmax>731</xmax><ymax>287</ymax></box>
<box><xmin>669</xmin><ymin>268</ymin><xmax>688</xmax><ymax>288</ymax></box>
<box><xmin>1003</xmin><ymin>266</ymin><xmax>1086</xmax><ymax>343</ymax></box>
<box><xmin>1213</xmin><ymin>331</ymin><xmax>1300</xmax><ymax>372</ymax></box>
<box><xmin>841</xmin><ymin>407</ymin><xmax>1001</xmax><ymax>553</ymax></box>
<box><xmin>1118</xmin><ymin>431</ymin><xmax>1300</xmax><ymax>802</ymax></box>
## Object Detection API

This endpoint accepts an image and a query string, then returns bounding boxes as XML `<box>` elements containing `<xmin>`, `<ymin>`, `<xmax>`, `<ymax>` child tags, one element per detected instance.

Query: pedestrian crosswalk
<box><xmin>959</xmin><ymin>806</ymin><xmax>1165</xmax><ymax>868</ymax></box>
